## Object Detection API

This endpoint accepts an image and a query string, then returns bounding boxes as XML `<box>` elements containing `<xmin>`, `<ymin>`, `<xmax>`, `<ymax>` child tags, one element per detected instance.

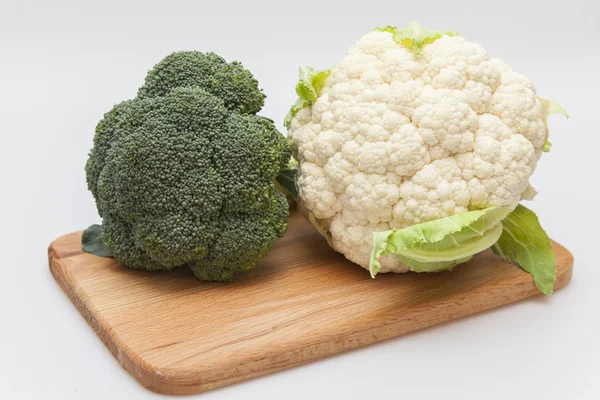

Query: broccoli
<box><xmin>85</xmin><ymin>51</ymin><xmax>291</xmax><ymax>281</ymax></box>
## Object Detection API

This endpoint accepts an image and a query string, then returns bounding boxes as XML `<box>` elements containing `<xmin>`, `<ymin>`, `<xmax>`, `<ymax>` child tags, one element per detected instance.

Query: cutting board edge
<box><xmin>49</xmin><ymin>241</ymin><xmax>169</xmax><ymax>393</ymax></box>
<box><xmin>48</xmin><ymin>235</ymin><xmax>574</xmax><ymax>395</ymax></box>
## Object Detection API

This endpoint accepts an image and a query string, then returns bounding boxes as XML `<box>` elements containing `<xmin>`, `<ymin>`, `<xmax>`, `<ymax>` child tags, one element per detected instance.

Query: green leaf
<box><xmin>375</xmin><ymin>25</ymin><xmax>397</xmax><ymax>34</ymax></box>
<box><xmin>542</xmin><ymin>141</ymin><xmax>553</xmax><ymax>152</ymax></box>
<box><xmin>370</xmin><ymin>207</ymin><xmax>510</xmax><ymax>277</ymax></box>
<box><xmin>284</xmin><ymin>66</ymin><xmax>332</xmax><ymax>129</ymax></box>
<box><xmin>82</xmin><ymin>224</ymin><xmax>113</xmax><ymax>257</ymax></box>
<box><xmin>521</xmin><ymin>184</ymin><xmax>538</xmax><ymax>201</ymax></box>
<box><xmin>296</xmin><ymin>66</ymin><xmax>330</xmax><ymax>102</ymax></box>
<box><xmin>284</xmin><ymin>98</ymin><xmax>309</xmax><ymax>130</ymax></box>
<box><xmin>492</xmin><ymin>204</ymin><xmax>556</xmax><ymax>295</ymax></box>
<box><xmin>375</xmin><ymin>21</ymin><xmax>458</xmax><ymax>54</ymax></box>
<box><xmin>276</xmin><ymin>168</ymin><xmax>298</xmax><ymax>199</ymax></box>
<box><xmin>539</xmin><ymin>97</ymin><xmax>569</xmax><ymax>153</ymax></box>
<box><xmin>540</xmin><ymin>98</ymin><xmax>569</xmax><ymax>119</ymax></box>
<box><xmin>398</xmin><ymin>254</ymin><xmax>473</xmax><ymax>273</ymax></box>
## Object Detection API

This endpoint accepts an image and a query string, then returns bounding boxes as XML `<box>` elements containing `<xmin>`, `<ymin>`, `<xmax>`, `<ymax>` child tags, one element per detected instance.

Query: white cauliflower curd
<box><xmin>286</xmin><ymin>22</ymin><xmax>566</xmax><ymax>274</ymax></box>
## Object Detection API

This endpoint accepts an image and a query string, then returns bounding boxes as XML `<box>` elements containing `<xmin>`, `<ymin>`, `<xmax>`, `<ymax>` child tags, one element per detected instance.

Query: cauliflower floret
<box><xmin>289</xmin><ymin>29</ymin><xmax>553</xmax><ymax>273</ymax></box>
<box><xmin>393</xmin><ymin>158</ymin><xmax>470</xmax><ymax>227</ymax></box>
<box><xmin>412</xmin><ymin>86</ymin><xmax>477</xmax><ymax>159</ymax></box>
<box><xmin>329</xmin><ymin>210</ymin><xmax>409</xmax><ymax>273</ymax></box>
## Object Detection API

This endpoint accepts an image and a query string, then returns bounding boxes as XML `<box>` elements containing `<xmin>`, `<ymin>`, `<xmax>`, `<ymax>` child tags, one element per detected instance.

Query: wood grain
<box><xmin>48</xmin><ymin>208</ymin><xmax>573</xmax><ymax>395</ymax></box>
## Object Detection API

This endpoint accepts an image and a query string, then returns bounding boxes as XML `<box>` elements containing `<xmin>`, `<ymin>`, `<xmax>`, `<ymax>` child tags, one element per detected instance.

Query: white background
<box><xmin>1</xmin><ymin>0</ymin><xmax>598</xmax><ymax>398</ymax></box>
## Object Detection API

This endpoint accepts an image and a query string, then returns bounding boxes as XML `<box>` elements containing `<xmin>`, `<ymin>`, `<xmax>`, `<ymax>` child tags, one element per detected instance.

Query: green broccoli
<box><xmin>85</xmin><ymin>51</ymin><xmax>291</xmax><ymax>281</ymax></box>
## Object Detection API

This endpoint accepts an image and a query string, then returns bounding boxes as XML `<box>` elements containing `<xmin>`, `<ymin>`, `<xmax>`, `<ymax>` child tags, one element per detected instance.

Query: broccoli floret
<box><xmin>137</xmin><ymin>52</ymin><xmax>266</xmax><ymax>115</ymax></box>
<box><xmin>85</xmin><ymin>51</ymin><xmax>290</xmax><ymax>281</ymax></box>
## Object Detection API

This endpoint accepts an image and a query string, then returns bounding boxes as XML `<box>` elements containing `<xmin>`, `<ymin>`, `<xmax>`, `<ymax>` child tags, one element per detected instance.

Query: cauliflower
<box><xmin>287</xmin><ymin>22</ymin><xmax>566</xmax><ymax>277</ymax></box>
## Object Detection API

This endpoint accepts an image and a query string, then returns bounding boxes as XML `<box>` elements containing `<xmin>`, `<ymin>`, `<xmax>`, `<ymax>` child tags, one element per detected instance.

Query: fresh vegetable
<box><xmin>492</xmin><ymin>204</ymin><xmax>556</xmax><ymax>294</ymax></box>
<box><xmin>284</xmin><ymin>66</ymin><xmax>332</xmax><ymax>129</ymax></box>
<box><xmin>84</xmin><ymin>51</ymin><xmax>291</xmax><ymax>281</ymax></box>
<box><xmin>375</xmin><ymin>22</ymin><xmax>458</xmax><ymax>54</ymax></box>
<box><xmin>370</xmin><ymin>207</ymin><xmax>510</xmax><ymax>275</ymax></box>
<box><xmin>82</xmin><ymin>224</ymin><xmax>112</xmax><ymax>257</ymax></box>
<box><xmin>286</xmin><ymin>22</ymin><xmax>566</xmax><ymax>293</ymax></box>
<box><xmin>275</xmin><ymin>158</ymin><xmax>299</xmax><ymax>199</ymax></box>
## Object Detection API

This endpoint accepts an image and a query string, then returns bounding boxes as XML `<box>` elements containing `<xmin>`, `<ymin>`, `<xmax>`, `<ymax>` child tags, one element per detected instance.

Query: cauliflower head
<box><xmin>287</xmin><ymin>23</ymin><xmax>564</xmax><ymax>273</ymax></box>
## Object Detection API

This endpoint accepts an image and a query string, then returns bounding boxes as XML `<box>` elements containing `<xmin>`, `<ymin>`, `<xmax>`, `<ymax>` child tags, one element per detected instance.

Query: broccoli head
<box><xmin>85</xmin><ymin>51</ymin><xmax>291</xmax><ymax>281</ymax></box>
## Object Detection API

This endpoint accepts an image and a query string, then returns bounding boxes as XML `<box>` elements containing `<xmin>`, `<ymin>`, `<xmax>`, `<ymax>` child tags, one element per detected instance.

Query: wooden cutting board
<box><xmin>48</xmin><ymin>208</ymin><xmax>573</xmax><ymax>395</ymax></box>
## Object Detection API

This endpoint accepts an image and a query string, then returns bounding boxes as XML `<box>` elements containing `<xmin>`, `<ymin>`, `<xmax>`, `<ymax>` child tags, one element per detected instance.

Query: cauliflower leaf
<box><xmin>396</xmin><ymin>255</ymin><xmax>474</xmax><ymax>273</ymax></box>
<box><xmin>492</xmin><ymin>204</ymin><xmax>556</xmax><ymax>295</ymax></box>
<box><xmin>284</xmin><ymin>66</ymin><xmax>332</xmax><ymax>129</ymax></box>
<box><xmin>375</xmin><ymin>21</ymin><xmax>458</xmax><ymax>54</ymax></box>
<box><xmin>296</xmin><ymin>66</ymin><xmax>331</xmax><ymax>103</ymax></box>
<box><xmin>370</xmin><ymin>207</ymin><xmax>510</xmax><ymax>276</ymax></box>
<box><xmin>540</xmin><ymin>98</ymin><xmax>569</xmax><ymax>152</ymax></box>
<box><xmin>521</xmin><ymin>184</ymin><xmax>538</xmax><ymax>201</ymax></box>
